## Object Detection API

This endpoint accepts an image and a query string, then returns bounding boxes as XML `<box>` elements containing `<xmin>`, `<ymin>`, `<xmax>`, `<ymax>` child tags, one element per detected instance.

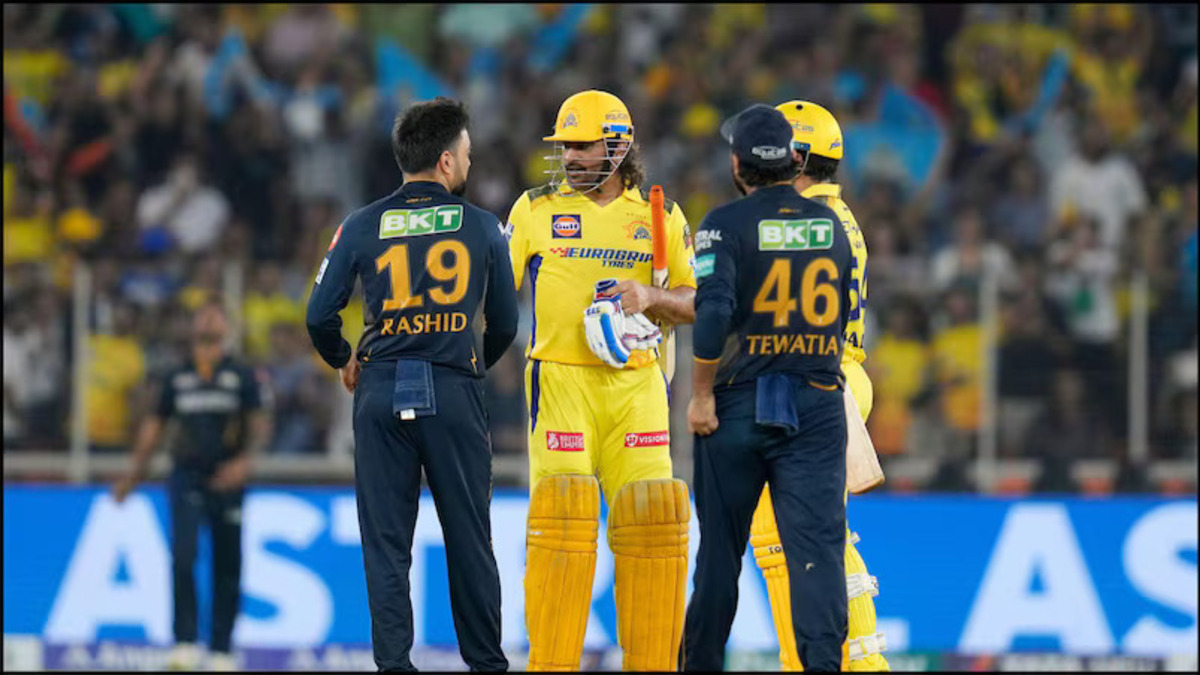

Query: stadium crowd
<box><xmin>3</xmin><ymin>4</ymin><xmax>1196</xmax><ymax>491</ymax></box>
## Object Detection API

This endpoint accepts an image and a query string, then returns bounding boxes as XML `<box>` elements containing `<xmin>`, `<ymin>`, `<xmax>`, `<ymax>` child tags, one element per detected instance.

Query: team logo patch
<box><xmin>683</xmin><ymin>223</ymin><xmax>692</xmax><ymax>248</ymax></box>
<box><xmin>623</xmin><ymin>219</ymin><xmax>651</xmax><ymax>241</ymax></box>
<box><xmin>546</xmin><ymin>431</ymin><xmax>585</xmax><ymax>451</ymax></box>
<box><xmin>625</xmin><ymin>431</ymin><xmax>670</xmax><ymax>448</ymax></box>
<box><xmin>563</xmin><ymin>112</ymin><xmax>578</xmax><ymax>129</ymax></box>
<box><xmin>552</xmin><ymin>214</ymin><xmax>582</xmax><ymax>239</ymax></box>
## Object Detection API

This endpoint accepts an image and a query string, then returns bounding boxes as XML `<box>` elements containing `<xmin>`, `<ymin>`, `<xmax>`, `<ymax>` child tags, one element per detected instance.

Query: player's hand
<box><xmin>688</xmin><ymin>393</ymin><xmax>719</xmax><ymax>436</ymax></box>
<box><xmin>112</xmin><ymin>474</ymin><xmax>138</xmax><ymax>504</ymax></box>
<box><xmin>210</xmin><ymin>455</ymin><xmax>251</xmax><ymax>492</ymax></box>
<box><xmin>339</xmin><ymin>358</ymin><xmax>361</xmax><ymax>393</ymax></box>
<box><xmin>607</xmin><ymin>279</ymin><xmax>656</xmax><ymax>314</ymax></box>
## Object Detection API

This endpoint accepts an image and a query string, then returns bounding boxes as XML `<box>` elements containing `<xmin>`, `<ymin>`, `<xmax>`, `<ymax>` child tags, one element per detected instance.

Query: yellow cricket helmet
<box><xmin>543</xmin><ymin>90</ymin><xmax>635</xmax><ymax>193</ymax></box>
<box><xmin>543</xmin><ymin>89</ymin><xmax>634</xmax><ymax>143</ymax></box>
<box><xmin>774</xmin><ymin>100</ymin><xmax>843</xmax><ymax>161</ymax></box>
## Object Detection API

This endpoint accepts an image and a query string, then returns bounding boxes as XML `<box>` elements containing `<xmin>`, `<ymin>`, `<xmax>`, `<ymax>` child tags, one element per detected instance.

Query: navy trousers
<box><xmin>683</xmin><ymin>378</ymin><xmax>848</xmax><ymax>672</ymax></box>
<box><xmin>353</xmin><ymin>362</ymin><xmax>508</xmax><ymax>672</ymax></box>
<box><xmin>168</xmin><ymin>468</ymin><xmax>243</xmax><ymax>653</ymax></box>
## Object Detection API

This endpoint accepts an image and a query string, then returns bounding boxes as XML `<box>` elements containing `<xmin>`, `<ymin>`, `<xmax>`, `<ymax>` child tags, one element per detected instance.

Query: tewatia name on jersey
<box><xmin>746</xmin><ymin>333</ymin><xmax>840</xmax><ymax>356</ymax></box>
<box><xmin>548</xmin><ymin>246</ymin><xmax>653</xmax><ymax>269</ymax></box>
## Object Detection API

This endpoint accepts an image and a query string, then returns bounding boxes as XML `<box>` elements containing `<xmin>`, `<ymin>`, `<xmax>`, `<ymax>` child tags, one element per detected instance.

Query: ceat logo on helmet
<box><xmin>552</xmin><ymin>214</ymin><xmax>582</xmax><ymax>239</ymax></box>
<box><xmin>774</xmin><ymin>100</ymin><xmax>844</xmax><ymax>161</ymax></box>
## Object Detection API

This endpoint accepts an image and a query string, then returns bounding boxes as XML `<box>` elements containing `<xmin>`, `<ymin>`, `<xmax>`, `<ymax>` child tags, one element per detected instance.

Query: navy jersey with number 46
<box><xmin>306</xmin><ymin>181</ymin><xmax>519</xmax><ymax>376</ymax></box>
<box><xmin>692</xmin><ymin>184</ymin><xmax>853</xmax><ymax>388</ymax></box>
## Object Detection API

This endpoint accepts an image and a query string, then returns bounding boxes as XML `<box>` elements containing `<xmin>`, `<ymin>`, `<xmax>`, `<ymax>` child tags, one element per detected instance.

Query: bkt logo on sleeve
<box><xmin>552</xmin><ymin>214</ymin><xmax>582</xmax><ymax>239</ymax></box>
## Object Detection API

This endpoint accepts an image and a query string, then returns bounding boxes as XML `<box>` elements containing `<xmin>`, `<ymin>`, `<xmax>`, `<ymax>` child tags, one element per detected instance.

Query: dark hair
<box><xmin>392</xmin><ymin>97</ymin><xmax>470</xmax><ymax>174</ymax></box>
<box><xmin>799</xmin><ymin>152</ymin><xmax>839</xmax><ymax>182</ymax></box>
<box><xmin>615</xmin><ymin>140</ymin><xmax>646</xmax><ymax>190</ymax></box>
<box><xmin>737</xmin><ymin>156</ymin><xmax>799</xmax><ymax>188</ymax></box>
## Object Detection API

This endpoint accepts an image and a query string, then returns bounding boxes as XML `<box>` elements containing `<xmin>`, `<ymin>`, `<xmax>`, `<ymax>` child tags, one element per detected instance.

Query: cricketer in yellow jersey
<box><xmin>747</xmin><ymin>100</ymin><xmax>890</xmax><ymax>672</ymax></box>
<box><xmin>506</xmin><ymin>89</ymin><xmax>698</xmax><ymax>671</ymax></box>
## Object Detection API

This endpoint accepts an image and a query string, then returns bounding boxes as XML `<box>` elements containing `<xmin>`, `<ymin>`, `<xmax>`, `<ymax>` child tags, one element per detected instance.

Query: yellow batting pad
<box><xmin>608</xmin><ymin>479</ymin><xmax>690</xmax><ymax>671</ymax></box>
<box><xmin>846</xmin><ymin>532</ymin><xmax>890</xmax><ymax>672</ymax></box>
<box><xmin>526</xmin><ymin>474</ymin><xmax>601</xmax><ymax>671</ymax></box>
<box><xmin>750</xmin><ymin>487</ymin><xmax>803</xmax><ymax>671</ymax></box>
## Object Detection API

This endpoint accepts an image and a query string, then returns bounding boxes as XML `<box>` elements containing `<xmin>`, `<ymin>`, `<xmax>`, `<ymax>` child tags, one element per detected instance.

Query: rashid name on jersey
<box><xmin>692</xmin><ymin>184</ymin><xmax>852</xmax><ymax>388</ymax></box>
<box><xmin>506</xmin><ymin>183</ymin><xmax>696</xmax><ymax>368</ymax></box>
<box><xmin>306</xmin><ymin>180</ymin><xmax>518</xmax><ymax>376</ymax></box>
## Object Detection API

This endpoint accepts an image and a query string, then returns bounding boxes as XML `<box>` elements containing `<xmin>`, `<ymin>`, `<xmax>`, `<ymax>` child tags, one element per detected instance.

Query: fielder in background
<box><xmin>684</xmin><ymin>104</ymin><xmax>853</xmax><ymax>672</ymax></box>
<box><xmin>112</xmin><ymin>303</ymin><xmax>271</xmax><ymax>672</ymax></box>
<box><xmin>306</xmin><ymin>98</ymin><xmax>518</xmax><ymax>672</ymax></box>
<box><xmin>506</xmin><ymin>89</ymin><xmax>697</xmax><ymax>671</ymax></box>
<box><xmin>747</xmin><ymin>100</ymin><xmax>890</xmax><ymax>671</ymax></box>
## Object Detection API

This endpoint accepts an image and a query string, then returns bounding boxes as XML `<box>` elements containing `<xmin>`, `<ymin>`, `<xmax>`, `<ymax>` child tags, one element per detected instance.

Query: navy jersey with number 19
<box><xmin>305</xmin><ymin>180</ymin><xmax>519</xmax><ymax>376</ymax></box>
<box><xmin>692</xmin><ymin>184</ymin><xmax>852</xmax><ymax>388</ymax></box>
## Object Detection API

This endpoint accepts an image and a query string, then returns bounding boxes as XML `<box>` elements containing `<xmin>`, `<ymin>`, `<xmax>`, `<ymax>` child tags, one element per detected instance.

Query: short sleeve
<box><xmin>665</xmin><ymin>203</ymin><xmax>697</xmax><ymax>290</ymax></box>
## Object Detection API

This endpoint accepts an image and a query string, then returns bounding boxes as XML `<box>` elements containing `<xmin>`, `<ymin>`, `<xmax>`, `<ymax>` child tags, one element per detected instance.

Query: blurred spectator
<box><xmin>1044</xmin><ymin>217</ymin><xmax>1123</xmax><ymax>435</ymax></box>
<box><xmin>1050</xmin><ymin>117</ymin><xmax>1147</xmax><ymax>250</ymax></box>
<box><xmin>86</xmin><ymin>302</ymin><xmax>145</xmax><ymax>453</ymax></box>
<box><xmin>3</xmin><ymin>180</ymin><xmax>55</xmax><ymax>267</ymax></box>
<box><xmin>4</xmin><ymin>295</ymin><xmax>65</xmax><ymax>449</ymax></box>
<box><xmin>989</xmin><ymin>154</ymin><xmax>1051</xmax><ymax>252</ymax></box>
<box><xmin>263</xmin><ymin>322</ymin><xmax>326</xmax><ymax>455</ymax></box>
<box><xmin>996</xmin><ymin>293</ymin><xmax>1061</xmax><ymax>458</ymax></box>
<box><xmin>931</xmin><ymin>206</ymin><xmax>1018</xmax><ymax>293</ymax></box>
<box><xmin>136</xmin><ymin>152</ymin><xmax>231</xmax><ymax>254</ymax></box>
<box><xmin>1023</xmin><ymin>369</ymin><xmax>1109</xmax><ymax>460</ymax></box>
<box><xmin>930</xmin><ymin>285</ymin><xmax>984</xmax><ymax>457</ymax></box>
<box><xmin>243</xmin><ymin>261</ymin><xmax>305</xmax><ymax>360</ymax></box>
<box><xmin>865</xmin><ymin>299</ymin><xmax>931</xmax><ymax>455</ymax></box>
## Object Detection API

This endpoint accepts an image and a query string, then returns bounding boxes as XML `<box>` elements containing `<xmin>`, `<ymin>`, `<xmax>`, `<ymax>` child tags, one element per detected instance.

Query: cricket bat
<box><xmin>845</xmin><ymin>382</ymin><xmax>885</xmax><ymax>494</ymax></box>
<box><xmin>649</xmin><ymin>185</ymin><xmax>676</xmax><ymax>381</ymax></box>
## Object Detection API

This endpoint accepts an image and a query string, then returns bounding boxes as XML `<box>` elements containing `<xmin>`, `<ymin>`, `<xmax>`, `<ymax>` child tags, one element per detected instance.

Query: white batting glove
<box><xmin>583</xmin><ymin>298</ymin><xmax>630</xmax><ymax>368</ymax></box>
<box><xmin>622</xmin><ymin>312</ymin><xmax>663</xmax><ymax>351</ymax></box>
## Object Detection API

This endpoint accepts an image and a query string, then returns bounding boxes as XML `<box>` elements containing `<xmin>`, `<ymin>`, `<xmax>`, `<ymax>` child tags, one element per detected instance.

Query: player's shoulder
<box><xmin>632</xmin><ymin>185</ymin><xmax>679</xmax><ymax>215</ymax></box>
<box><xmin>519</xmin><ymin>184</ymin><xmax>561</xmax><ymax>211</ymax></box>
<box><xmin>795</xmin><ymin>194</ymin><xmax>843</xmax><ymax>226</ymax></box>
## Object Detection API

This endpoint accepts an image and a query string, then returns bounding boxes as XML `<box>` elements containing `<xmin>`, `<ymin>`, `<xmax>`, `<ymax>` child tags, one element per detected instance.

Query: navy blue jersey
<box><xmin>692</xmin><ymin>184</ymin><xmax>852</xmax><ymax>388</ymax></box>
<box><xmin>306</xmin><ymin>181</ymin><xmax>519</xmax><ymax>376</ymax></box>
<box><xmin>157</xmin><ymin>356</ymin><xmax>265</xmax><ymax>474</ymax></box>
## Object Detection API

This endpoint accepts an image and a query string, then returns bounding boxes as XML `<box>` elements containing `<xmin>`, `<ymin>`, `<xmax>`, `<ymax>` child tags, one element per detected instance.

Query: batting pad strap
<box><xmin>526</xmin><ymin>475</ymin><xmax>601</xmax><ymax>671</ymax></box>
<box><xmin>848</xmin><ymin>633</ymin><xmax>887</xmax><ymax>661</ymax></box>
<box><xmin>609</xmin><ymin>479</ymin><xmax>690</xmax><ymax>671</ymax></box>
<box><xmin>846</xmin><ymin>572</ymin><xmax>879</xmax><ymax>601</ymax></box>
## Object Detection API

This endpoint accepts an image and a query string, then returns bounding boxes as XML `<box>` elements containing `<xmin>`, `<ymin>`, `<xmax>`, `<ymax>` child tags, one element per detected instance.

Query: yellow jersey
<box><xmin>801</xmin><ymin>183</ymin><xmax>867</xmax><ymax>365</ymax></box>
<box><xmin>86</xmin><ymin>334</ymin><xmax>145</xmax><ymax>446</ymax></box>
<box><xmin>507</xmin><ymin>184</ymin><xmax>696</xmax><ymax>368</ymax></box>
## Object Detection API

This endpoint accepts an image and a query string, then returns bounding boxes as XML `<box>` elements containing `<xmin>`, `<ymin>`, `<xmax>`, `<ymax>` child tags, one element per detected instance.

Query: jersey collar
<box><xmin>398</xmin><ymin>180</ymin><xmax>450</xmax><ymax>196</ymax></box>
<box><xmin>801</xmin><ymin>183</ymin><xmax>842</xmax><ymax>200</ymax></box>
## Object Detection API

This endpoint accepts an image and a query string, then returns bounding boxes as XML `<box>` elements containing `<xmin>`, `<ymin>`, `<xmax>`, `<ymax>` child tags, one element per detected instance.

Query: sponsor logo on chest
<box><xmin>551</xmin><ymin>214</ymin><xmax>582</xmax><ymax>239</ymax></box>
